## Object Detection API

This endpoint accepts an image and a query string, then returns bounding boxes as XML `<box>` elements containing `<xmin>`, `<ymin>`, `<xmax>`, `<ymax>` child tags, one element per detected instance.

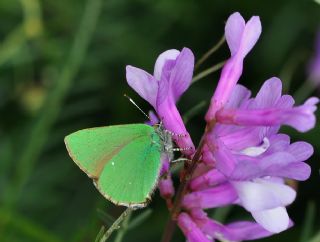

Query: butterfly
<box><xmin>64</xmin><ymin>123</ymin><xmax>173</xmax><ymax>208</ymax></box>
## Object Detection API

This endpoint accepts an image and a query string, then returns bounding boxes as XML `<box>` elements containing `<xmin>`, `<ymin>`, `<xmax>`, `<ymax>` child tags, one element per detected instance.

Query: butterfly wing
<box><xmin>64</xmin><ymin>124</ymin><xmax>162</xmax><ymax>207</ymax></box>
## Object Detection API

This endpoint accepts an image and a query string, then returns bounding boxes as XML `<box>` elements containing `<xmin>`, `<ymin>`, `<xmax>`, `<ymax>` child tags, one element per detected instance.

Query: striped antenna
<box><xmin>124</xmin><ymin>94</ymin><xmax>150</xmax><ymax>120</ymax></box>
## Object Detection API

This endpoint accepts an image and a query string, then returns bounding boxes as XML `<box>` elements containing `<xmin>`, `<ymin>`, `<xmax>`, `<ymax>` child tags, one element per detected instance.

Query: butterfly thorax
<box><xmin>154</xmin><ymin>124</ymin><xmax>174</xmax><ymax>160</ymax></box>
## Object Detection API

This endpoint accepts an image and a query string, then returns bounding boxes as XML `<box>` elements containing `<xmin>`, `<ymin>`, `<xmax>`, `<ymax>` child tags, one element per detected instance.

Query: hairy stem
<box><xmin>160</xmin><ymin>132</ymin><xmax>207</xmax><ymax>242</ymax></box>
<box><xmin>195</xmin><ymin>35</ymin><xmax>225</xmax><ymax>70</ymax></box>
<box><xmin>99</xmin><ymin>208</ymin><xmax>133</xmax><ymax>242</ymax></box>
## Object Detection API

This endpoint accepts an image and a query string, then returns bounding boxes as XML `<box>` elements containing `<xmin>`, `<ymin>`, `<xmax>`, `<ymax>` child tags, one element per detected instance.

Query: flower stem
<box><xmin>195</xmin><ymin>35</ymin><xmax>225</xmax><ymax>70</ymax></box>
<box><xmin>99</xmin><ymin>208</ymin><xmax>133</xmax><ymax>242</ymax></box>
<box><xmin>160</xmin><ymin>131</ymin><xmax>208</xmax><ymax>242</ymax></box>
<box><xmin>192</xmin><ymin>60</ymin><xmax>226</xmax><ymax>84</ymax></box>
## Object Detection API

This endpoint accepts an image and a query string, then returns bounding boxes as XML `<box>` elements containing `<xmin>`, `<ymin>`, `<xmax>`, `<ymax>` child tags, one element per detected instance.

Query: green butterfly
<box><xmin>65</xmin><ymin>123</ymin><xmax>172</xmax><ymax>208</ymax></box>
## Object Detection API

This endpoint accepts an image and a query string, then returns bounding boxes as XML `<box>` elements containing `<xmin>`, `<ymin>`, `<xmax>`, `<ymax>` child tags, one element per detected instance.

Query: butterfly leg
<box><xmin>169</xmin><ymin>147</ymin><xmax>193</xmax><ymax>152</ymax></box>
<box><xmin>170</xmin><ymin>157</ymin><xmax>192</xmax><ymax>164</ymax></box>
<box><xmin>163</xmin><ymin>129</ymin><xmax>187</xmax><ymax>138</ymax></box>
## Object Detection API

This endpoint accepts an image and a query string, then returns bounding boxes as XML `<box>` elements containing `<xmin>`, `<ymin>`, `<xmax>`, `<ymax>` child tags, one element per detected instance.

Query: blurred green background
<box><xmin>0</xmin><ymin>0</ymin><xmax>319</xmax><ymax>241</ymax></box>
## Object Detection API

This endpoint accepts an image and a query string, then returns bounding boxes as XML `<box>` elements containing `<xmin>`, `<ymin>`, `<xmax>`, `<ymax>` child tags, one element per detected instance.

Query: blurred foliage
<box><xmin>0</xmin><ymin>0</ymin><xmax>319</xmax><ymax>242</ymax></box>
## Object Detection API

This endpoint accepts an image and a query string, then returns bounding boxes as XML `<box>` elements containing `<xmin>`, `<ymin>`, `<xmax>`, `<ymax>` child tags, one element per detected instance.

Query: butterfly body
<box><xmin>65</xmin><ymin>123</ymin><xmax>170</xmax><ymax>208</ymax></box>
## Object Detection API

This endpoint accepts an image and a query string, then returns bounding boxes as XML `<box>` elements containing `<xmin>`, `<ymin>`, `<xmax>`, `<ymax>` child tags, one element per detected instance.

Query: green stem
<box><xmin>114</xmin><ymin>210</ymin><xmax>133</xmax><ymax>242</ymax></box>
<box><xmin>195</xmin><ymin>35</ymin><xmax>225</xmax><ymax>70</ymax></box>
<box><xmin>192</xmin><ymin>61</ymin><xmax>226</xmax><ymax>84</ymax></box>
<box><xmin>99</xmin><ymin>208</ymin><xmax>133</xmax><ymax>242</ymax></box>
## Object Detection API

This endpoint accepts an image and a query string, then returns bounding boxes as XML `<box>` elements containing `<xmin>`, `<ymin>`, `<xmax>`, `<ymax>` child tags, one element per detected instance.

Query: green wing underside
<box><xmin>64</xmin><ymin>124</ymin><xmax>162</xmax><ymax>206</ymax></box>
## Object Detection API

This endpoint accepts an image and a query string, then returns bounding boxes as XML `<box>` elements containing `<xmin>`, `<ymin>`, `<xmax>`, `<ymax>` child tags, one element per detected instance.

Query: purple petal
<box><xmin>159</xmin><ymin>176</ymin><xmax>174</xmax><ymax>199</ymax></box>
<box><xmin>206</xmin><ymin>134</ymin><xmax>237</xmax><ymax>176</ymax></box>
<box><xmin>239</xmin><ymin>16</ymin><xmax>262</xmax><ymax>57</ymax></box>
<box><xmin>252</xmin><ymin>77</ymin><xmax>282</xmax><ymax>108</ymax></box>
<box><xmin>170</xmin><ymin>48</ymin><xmax>195</xmax><ymax>101</ymax></box>
<box><xmin>182</xmin><ymin>183</ymin><xmax>237</xmax><ymax>209</ymax></box>
<box><xmin>284</xmin><ymin>97</ymin><xmax>319</xmax><ymax>132</ymax></box>
<box><xmin>190</xmin><ymin>169</ymin><xmax>227</xmax><ymax>191</ymax></box>
<box><xmin>225</xmin><ymin>12</ymin><xmax>246</xmax><ymax>56</ymax></box>
<box><xmin>287</xmin><ymin>141</ymin><xmax>314</xmax><ymax>161</ymax></box>
<box><xmin>231</xmin><ymin>151</ymin><xmax>311</xmax><ymax>181</ymax></box>
<box><xmin>252</xmin><ymin>207</ymin><xmax>290</xmax><ymax>233</ymax></box>
<box><xmin>191</xmin><ymin>209</ymin><xmax>273</xmax><ymax>241</ymax></box>
<box><xmin>276</xmin><ymin>94</ymin><xmax>295</xmax><ymax>109</ymax></box>
<box><xmin>223</xmin><ymin>221</ymin><xmax>273</xmax><ymax>241</ymax></box>
<box><xmin>205</xmin><ymin>13</ymin><xmax>261</xmax><ymax>121</ymax></box>
<box><xmin>153</xmin><ymin>49</ymin><xmax>180</xmax><ymax>80</ymax></box>
<box><xmin>233</xmin><ymin>180</ymin><xmax>296</xmax><ymax>212</ymax></box>
<box><xmin>177</xmin><ymin>213</ymin><xmax>212</xmax><ymax>242</ymax></box>
<box><xmin>224</xmin><ymin>84</ymin><xmax>251</xmax><ymax>109</ymax></box>
<box><xmin>264</xmin><ymin>134</ymin><xmax>290</xmax><ymax>154</ymax></box>
<box><xmin>219</xmin><ymin>127</ymin><xmax>264</xmax><ymax>151</ymax></box>
<box><xmin>126</xmin><ymin>65</ymin><xmax>158</xmax><ymax>107</ymax></box>
<box><xmin>156</xmin><ymin>97</ymin><xmax>195</xmax><ymax>155</ymax></box>
<box><xmin>225</xmin><ymin>12</ymin><xmax>262</xmax><ymax>58</ymax></box>
<box><xmin>216</xmin><ymin>97</ymin><xmax>318</xmax><ymax>132</ymax></box>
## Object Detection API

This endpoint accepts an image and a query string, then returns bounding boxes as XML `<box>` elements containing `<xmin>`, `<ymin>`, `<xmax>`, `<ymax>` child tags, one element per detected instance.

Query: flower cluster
<box><xmin>126</xmin><ymin>12</ymin><xmax>318</xmax><ymax>242</ymax></box>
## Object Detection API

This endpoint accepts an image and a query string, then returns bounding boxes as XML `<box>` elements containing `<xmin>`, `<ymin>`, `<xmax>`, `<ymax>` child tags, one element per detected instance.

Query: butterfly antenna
<box><xmin>124</xmin><ymin>94</ymin><xmax>150</xmax><ymax>120</ymax></box>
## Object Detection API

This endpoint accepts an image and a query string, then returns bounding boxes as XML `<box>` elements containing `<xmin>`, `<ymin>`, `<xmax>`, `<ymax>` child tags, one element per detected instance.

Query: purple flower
<box><xmin>158</xmin><ymin>154</ymin><xmax>174</xmax><ymax>200</ymax></box>
<box><xmin>199</xmin><ymin>79</ymin><xmax>314</xmax><ymax>232</ymax></box>
<box><xmin>216</xmin><ymin>78</ymin><xmax>319</xmax><ymax>132</ymax></box>
<box><xmin>178</xmin><ymin>213</ymin><xmax>212</xmax><ymax>242</ymax></box>
<box><xmin>126</xmin><ymin>48</ymin><xmax>195</xmax><ymax>155</ymax></box>
<box><xmin>308</xmin><ymin>29</ymin><xmax>320</xmax><ymax>85</ymax></box>
<box><xmin>232</xmin><ymin>178</ymin><xmax>295</xmax><ymax>233</ymax></box>
<box><xmin>178</xmin><ymin>209</ymin><xmax>275</xmax><ymax>242</ymax></box>
<box><xmin>125</xmin><ymin>11</ymin><xmax>318</xmax><ymax>242</ymax></box>
<box><xmin>181</xmin><ymin>12</ymin><xmax>317</xmax><ymax>237</ymax></box>
<box><xmin>205</xmin><ymin>12</ymin><xmax>262</xmax><ymax>121</ymax></box>
<box><xmin>182</xmin><ymin>183</ymin><xmax>238</xmax><ymax>209</ymax></box>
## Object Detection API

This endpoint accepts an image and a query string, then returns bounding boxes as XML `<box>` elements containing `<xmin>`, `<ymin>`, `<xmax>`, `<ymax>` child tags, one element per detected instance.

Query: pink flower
<box><xmin>126</xmin><ymin>48</ymin><xmax>195</xmax><ymax>155</ymax></box>
<box><xmin>205</xmin><ymin>12</ymin><xmax>262</xmax><ymax>121</ymax></box>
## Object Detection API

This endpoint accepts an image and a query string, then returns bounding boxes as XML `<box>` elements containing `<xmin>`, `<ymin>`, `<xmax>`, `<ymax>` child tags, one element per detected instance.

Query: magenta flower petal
<box><xmin>216</xmin><ymin>97</ymin><xmax>319</xmax><ymax>132</ymax></box>
<box><xmin>233</xmin><ymin>180</ymin><xmax>296</xmax><ymax>212</ymax></box>
<box><xmin>145</xmin><ymin>110</ymin><xmax>159</xmax><ymax>126</ymax></box>
<box><xmin>225</xmin><ymin>12</ymin><xmax>262</xmax><ymax>57</ymax></box>
<box><xmin>287</xmin><ymin>141</ymin><xmax>314</xmax><ymax>161</ymax></box>
<box><xmin>182</xmin><ymin>183</ymin><xmax>237</xmax><ymax>209</ymax></box>
<box><xmin>127</xmin><ymin>48</ymin><xmax>196</xmax><ymax>154</ymax></box>
<box><xmin>169</xmin><ymin>48</ymin><xmax>195</xmax><ymax>101</ymax></box>
<box><xmin>159</xmin><ymin>176</ymin><xmax>174</xmax><ymax>199</ymax></box>
<box><xmin>224</xmin><ymin>84</ymin><xmax>251</xmax><ymax>109</ymax></box>
<box><xmin>206</xmin><ymin>133</ymin><xmax>237</xmax><ymax>176</ymax></box>
<box><xmin>205</xmin><ymin>13</ymin><xmax>261</xmax><ymax>120</ymax></box>
<box><xmin>222</xmin><ymin>221</ymin><xmax>274</xmax><ymax>241</ymax></box>
<box><xmin>219</xmin><ymin>127</ymin><xmax>264</xmax><ymax>151</ymax></box>
<box><xmin>230</xmin><ymin>152</ymin><xmax>311</xmax><ymax>181</ymax></box>
<box><xmin>225</xmin><ymin>12</ymin><xmax>246</xmax><ymax>56</ymax></box>
<box><xmin>253</xmin><ymin>77</ymin><xmax>282</xmax><ymax>108</ymax></box>
<box><xmin>157</xmin><ymin>97</ymin><xmax>195</xmax><ymax>153</ymax></box>
<box><xmin>177</xmin><ymin>213</ymin><xmax>212</xmax><ymax>242</ymax></box>
<box><xmin>190</xmin><ymin>169</ymin><xmax>227</xmax><ymax>191</ymax></box>
<box><xmin>154</xmin><ymin>49</ymin><xmax>180</xmax><ymax>80</ymax></box>
<box><xmin>239</xmin><ymin>16</ymin><xmax>262</xmax><ymax>57</ymax></box>
<box><xmin>252</xmin><ymin>207</ymin><xmax>291</xmax><ymax>233</ymax></box>
<box><xmin>191</xmin><ymin>209</ymin><xmax>273</xmax><ymax>241</ymax></box>
<box><xmin>126</xmin><ymin>66</ymin><xmax>158</xmax><ymax>107</ymax></box>
<box><xmin>284</xmin><ymin>97</ymin><xmax>319</xmax><ymax>132</ymax></box>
